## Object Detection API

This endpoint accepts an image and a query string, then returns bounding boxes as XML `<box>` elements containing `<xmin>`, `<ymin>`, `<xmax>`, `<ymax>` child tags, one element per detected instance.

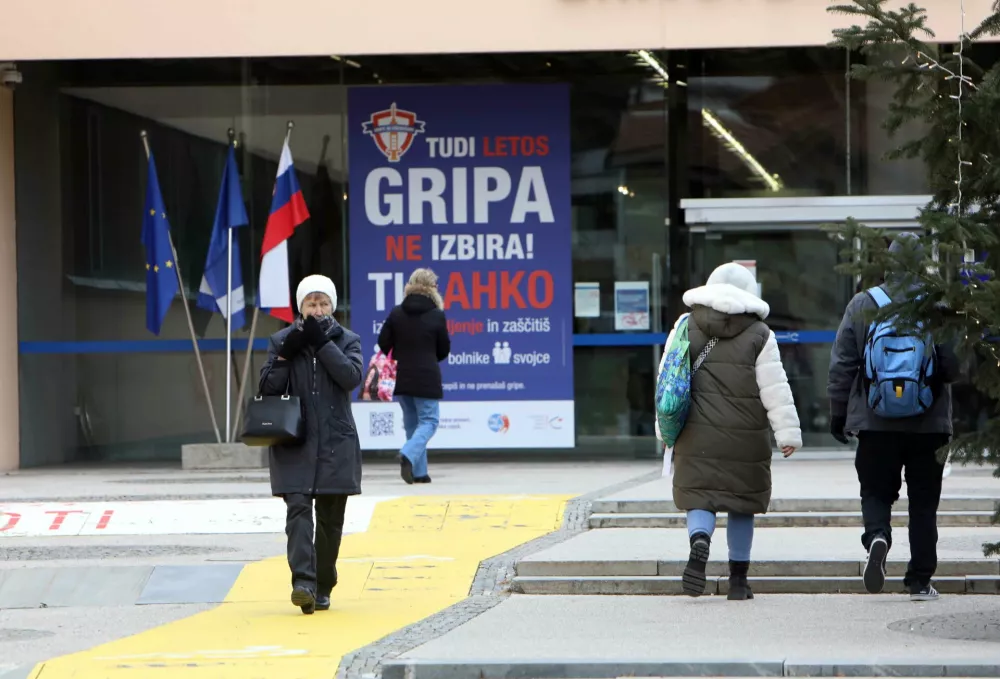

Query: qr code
<box><xmin>370</xmin><ymin>411</ymin><xmax>394</xmax><ymax>437</ymax></box>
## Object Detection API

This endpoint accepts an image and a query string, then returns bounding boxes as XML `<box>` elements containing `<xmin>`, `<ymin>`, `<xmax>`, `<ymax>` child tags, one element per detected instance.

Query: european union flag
<box><xmin>142</xmin><ymin>152</ymin><xmax>179</xmax><ymax>335</ymax></box>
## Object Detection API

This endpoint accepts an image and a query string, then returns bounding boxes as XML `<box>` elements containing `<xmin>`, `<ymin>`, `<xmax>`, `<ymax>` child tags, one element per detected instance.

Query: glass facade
<box><xmin>13</xmin><ymin>48</ymin><xmax>972</xmax><ymax>467</ymax></box>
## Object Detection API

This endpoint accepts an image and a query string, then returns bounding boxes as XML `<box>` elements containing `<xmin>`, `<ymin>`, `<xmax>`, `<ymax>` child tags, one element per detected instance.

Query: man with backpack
<box><xmin>828</xmin><ymin>233</ymin><xmax>959</xmax><ymax>602</ymax></box>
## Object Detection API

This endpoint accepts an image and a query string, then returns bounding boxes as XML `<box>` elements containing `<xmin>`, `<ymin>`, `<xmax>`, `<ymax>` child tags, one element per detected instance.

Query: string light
<box><xmin>900</xmin><ymin>1</ymin><xmax>979</xmax><ymax>272</ymax></box>
<box><xmin>958</xmin><ymin>0</ymin><xmax>969</xmax><ymax>213</ymax></box>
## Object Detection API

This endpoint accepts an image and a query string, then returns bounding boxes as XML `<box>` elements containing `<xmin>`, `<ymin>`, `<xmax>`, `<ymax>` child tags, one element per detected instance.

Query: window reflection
<box><xmin>690</xmin><ymin>230</ymin><xmax>855</xmax><ymax>446</ymax></box>
<box><xmin>688</xmin><ymin>48</ymin><xmax>858</xmax><ymax>198</ymax></box>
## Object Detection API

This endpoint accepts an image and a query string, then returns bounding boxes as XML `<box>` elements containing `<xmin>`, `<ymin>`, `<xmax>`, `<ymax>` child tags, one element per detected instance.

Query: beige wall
<box><xmin>0</xmin><ymin>89</ymin><xmax>18</xmax><ymax>472</ymax></box>
<box><xmin>0</xmin><ymin>0</ymin><xmax>995</xmax><ymax>61</ymax></box>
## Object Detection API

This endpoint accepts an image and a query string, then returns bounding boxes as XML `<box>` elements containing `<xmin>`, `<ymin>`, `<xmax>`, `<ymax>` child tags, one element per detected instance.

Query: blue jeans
<box><xmin>398</xmin><ymin>396</ymin><xmax>439</xmax><ymax>479</ymax></box>
<box><xmin>686</xmin><ymin>509</ymin><xmax>755</xmax><ymax>562</ymax></box>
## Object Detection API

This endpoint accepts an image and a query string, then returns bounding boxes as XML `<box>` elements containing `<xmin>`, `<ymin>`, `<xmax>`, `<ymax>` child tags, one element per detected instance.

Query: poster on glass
<box><xmin>347</xmin><ymin>84</ymin><xmax>574</xmax><ymax>449</ymax></box>
<box><xmin>614</xmin><ymin>281</ymin><xmax>650</xmax><ymax>331</ymax></box>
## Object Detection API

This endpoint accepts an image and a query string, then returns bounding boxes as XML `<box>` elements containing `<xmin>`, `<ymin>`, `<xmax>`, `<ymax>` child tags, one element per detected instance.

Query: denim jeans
<box><xmin>398</xmin><ymin>396</ymin><xmax>440</xmax><ymax>479</ymax></box>
<box><xmin>686</xmin><ymin>509</ymin><xmax>755</xmax><ymax>562</ymax></box>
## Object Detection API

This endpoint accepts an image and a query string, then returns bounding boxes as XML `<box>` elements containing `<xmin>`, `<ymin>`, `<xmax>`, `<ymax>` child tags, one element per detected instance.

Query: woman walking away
<box><xmin>260</xmin><ymin>275</ymin><xmax>364</xmax><ymax>615</ymax></box>
<box><xmin>657</xmin><ymin>262</ymin><xmax>801</xmax><ymax>601</ymax></box>
<box><xmin>378</xmin><ymin>268</ymin><xmax>451</xmax><ymax>484</ymax></box>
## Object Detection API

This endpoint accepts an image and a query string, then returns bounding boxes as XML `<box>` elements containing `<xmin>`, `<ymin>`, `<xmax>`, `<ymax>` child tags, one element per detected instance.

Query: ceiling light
<box><xmin>701</xmin><ymin>110</ymin><xmax>783</xmax><ymax>192</ymax></box>
<box><xmin>628</xmin><ymin>49</ymin><xmax>783</xmax><ymax>192</ymax></box>
<box><xmin>635</xmin><ymin>50</ymin><xmax>669</xmax><ymax>83</ymax></box>
<box><xmin>329</xmin><ymin>55</ymin><xmax>362</xmax><ymax>68</ymax></box>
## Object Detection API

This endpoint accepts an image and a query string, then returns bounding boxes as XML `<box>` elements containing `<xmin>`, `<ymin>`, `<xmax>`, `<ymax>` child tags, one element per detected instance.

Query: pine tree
<box><xmin>827</xmin><ymin>0</ymin><xmax>1000</xmax><ymax>555</ymax></box>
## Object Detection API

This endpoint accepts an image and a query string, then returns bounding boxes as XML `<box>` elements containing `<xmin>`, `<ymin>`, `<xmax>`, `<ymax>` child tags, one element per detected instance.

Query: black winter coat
<box><xmin>260</xmin><ymin>320</ymin><xmax>364</xmax><ymax>497</ymax></box>
<box><xmin>377</xmin><ymin>294</ymin><xmax>451</xmax><ymax>400</ymax></box>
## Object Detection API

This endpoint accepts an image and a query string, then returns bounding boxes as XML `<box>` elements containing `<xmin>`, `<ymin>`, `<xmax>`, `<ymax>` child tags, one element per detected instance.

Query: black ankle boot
<box><xmin>727</xmin><ymin>560</ymin><xmax>754</xmax><ymax>601</ymax></box>
<box><xmin>682</xmin><ymin>532</ymin><xmax>711</xmax><ymax>597</ymax></box>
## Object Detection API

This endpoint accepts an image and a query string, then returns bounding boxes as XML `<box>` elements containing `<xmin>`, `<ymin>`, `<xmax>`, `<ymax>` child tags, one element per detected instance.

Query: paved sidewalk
<box><xmin>19</xmin><ymin>495</ymin><xmax>571</xmax><ymax>679</ymax></box>
<box><xmin>387</xmin><ymin>594</ymin><xmax>1000</xmax><ymax>677</ymax></box>
<box><xmin>0</xmin><ymin>461</ymin><xmax>650</xmax><ymax>679</ymax></box>
<box><xmin>5</xmin><ymin>458</ymin><xmax>998</xmax><ymax>678</ymax></box>
<box><xmin>0</xmin><ymin>459</ymin><xmax>651</xmax><ymax>502</ymax></box>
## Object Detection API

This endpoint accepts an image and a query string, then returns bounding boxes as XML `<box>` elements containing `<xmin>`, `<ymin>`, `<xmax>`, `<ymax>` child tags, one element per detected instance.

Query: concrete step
<box><xmin>591</xmin><ymin>496</ymin><xmax>1000</xmax><ymax>514</ymax></box>
<box><xmin>511</xmin><ymin>574</ymin><xmax>1000</xmax><ymax>595</ymax></box>
<box><xmin>515</xmin><ymin>527</ymin><xmax>1000</xmax><ymax>583</ymax></box>
<box><xmin>589</xmin><ymin>510</ymin><xmax>997</xmax><ymax>529</ymax></box>
<box><xmin>516</xmin><ymin>557</ymin><xmax>1000</xmax><ymax>578</ymax></box>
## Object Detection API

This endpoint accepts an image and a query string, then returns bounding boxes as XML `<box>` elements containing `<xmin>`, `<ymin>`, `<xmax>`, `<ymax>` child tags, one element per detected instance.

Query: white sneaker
<box><xmin>910</xmin><ymin>584</ymin><xmax>940</xmax><ymax>602</ymax></box>
<box><xmin>863</xmin><ymin>536</ymin><xmax>888</xmax><ymax>594</ymax></box>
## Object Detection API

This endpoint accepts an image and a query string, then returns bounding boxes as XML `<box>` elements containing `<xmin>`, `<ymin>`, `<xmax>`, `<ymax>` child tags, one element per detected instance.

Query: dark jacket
<box><xmin>669</xmin><ymin>283</ymin><xmax>801</xmax><ymax>515</ymax></box>
<box><xmin>260</xmin><ymin>320</ymin><xmax>364</xmax><ymax>497</ymax></box>
<box><xmin>828</xmin><ymin>283</ymin><xmax>959</xmax><ymax>435</ymax></box>
<box><xmin>377</xmin><ymin>293</ymin><xmax>450</xmax><ymax>400</ymax></box>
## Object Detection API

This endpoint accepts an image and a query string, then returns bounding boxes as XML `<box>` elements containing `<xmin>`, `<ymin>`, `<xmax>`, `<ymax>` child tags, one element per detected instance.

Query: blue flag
<box><xmin>197</xmin><ymin>145</ymin><xmax>249</xmax><ymax>330</ymax></box>
<box><xmin>142</xmin><ymin>152</ymin><xmax>180</xmax><ymax>336</ymax></box>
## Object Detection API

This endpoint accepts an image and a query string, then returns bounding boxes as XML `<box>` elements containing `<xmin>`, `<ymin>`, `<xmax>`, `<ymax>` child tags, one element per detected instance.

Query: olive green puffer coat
<box><xmin>658</xmin><ymin>266</ymin><xmax>802</xmax><ymax>515</ymax></box>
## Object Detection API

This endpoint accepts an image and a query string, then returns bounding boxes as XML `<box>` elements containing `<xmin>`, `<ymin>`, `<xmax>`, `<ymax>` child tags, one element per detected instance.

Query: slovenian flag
<box><xmin>259</xmin><ymin>139</ymin><xmax>310</xmax><ymax>322</ymax></box>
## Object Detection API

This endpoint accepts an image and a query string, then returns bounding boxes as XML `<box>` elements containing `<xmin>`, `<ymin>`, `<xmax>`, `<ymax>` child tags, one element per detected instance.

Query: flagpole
<box><xmin>232</xmin><ymin>120</ymin><xmax>294</xmax><ymax>437</ymax></box>
<box><xmin>140</xmin><ymin>131</ymin><xmax>222</xmax><ymax>444</ymax></box>
<box><xmin>231</xmin><ymin>305</ymin><xmax>260</xmax><ymax>437</ymax></box>
<box><xmin>225</xmin><ymin>129</ymin><xmax>237</xmax><ymax>443</ymax></box>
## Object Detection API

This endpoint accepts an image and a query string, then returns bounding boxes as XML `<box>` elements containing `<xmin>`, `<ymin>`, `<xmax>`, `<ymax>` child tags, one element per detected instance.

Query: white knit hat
<box><xmin>706</xmin><ymin>262</ymin><xmax>759</xmax><ymax>298</ymax></box>
<box><xmin>296</xmin><ymin>275</ymin><xmax>337</xmax><ymax>313</ymax></box>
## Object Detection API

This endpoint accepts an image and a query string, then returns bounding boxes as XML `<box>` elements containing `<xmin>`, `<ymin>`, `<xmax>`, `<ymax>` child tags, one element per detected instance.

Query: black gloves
<box><xmin>302</xmin><ymin>315</ymin><xmax>329</xmax><ymax>348</ymax></box>
<box><xmin>277</xmin><ymin>329</ymin><xmax>306</xmax><ymax>359</ymax></box>
<box><xmin>277</xmin><ymin>317</ymin><xmax>328</xmax><ymax>360</ymax></box>
<box><xmin>830</xmin><ymin>414</ymin><xmax>849</xmax><ymax>445</ymax></box>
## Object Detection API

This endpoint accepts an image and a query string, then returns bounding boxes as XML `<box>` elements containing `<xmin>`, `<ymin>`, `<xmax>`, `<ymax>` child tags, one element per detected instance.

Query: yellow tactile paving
<box><xmin>28</xmin><ymin>494</ymin><xmax>569</xmax><ymax>679</ymax></box>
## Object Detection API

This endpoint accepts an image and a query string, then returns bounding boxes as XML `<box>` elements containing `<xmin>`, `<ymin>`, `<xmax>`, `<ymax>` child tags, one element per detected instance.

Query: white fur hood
<box><xmin>683</xmin><ymin>283</ymin><xmax>770</xmax><ymax>320</ymax></box>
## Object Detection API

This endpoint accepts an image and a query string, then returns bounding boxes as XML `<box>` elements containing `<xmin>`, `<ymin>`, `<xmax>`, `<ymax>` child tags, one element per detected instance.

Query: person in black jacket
<box><xmin>377</xmin><ymin>268</ymin><xmax>451</xmax><ymax>484</ymax></box>
<box><xmin>828</xmin><ymin>234</ymin><xmax>959</xmax><ymax>602</ymax></box>
<box><xmin>259</xmin><ymin>274</ymin><xmax>364</xmax><ymax>615</ymax></box>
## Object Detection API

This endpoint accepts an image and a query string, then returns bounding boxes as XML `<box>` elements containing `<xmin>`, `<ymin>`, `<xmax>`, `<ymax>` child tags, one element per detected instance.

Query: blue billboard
<box><xmin>348</xmin><ymin>84</ymin><xmax>573</xmax><ymax>448</ymax></box>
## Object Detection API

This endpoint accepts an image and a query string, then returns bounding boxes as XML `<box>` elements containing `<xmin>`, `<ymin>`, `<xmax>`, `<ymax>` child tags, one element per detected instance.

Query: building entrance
<box><xmin>682</xmin><ymin>195</ymin><xmax>930</xmax><ymax>448</ymax></box>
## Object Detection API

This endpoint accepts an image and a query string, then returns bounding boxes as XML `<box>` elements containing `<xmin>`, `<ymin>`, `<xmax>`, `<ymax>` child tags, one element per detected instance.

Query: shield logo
<box><xmin>362</xmin><ymin>103</ymin><xmax>426</xmax><ymax>163</ymax></box>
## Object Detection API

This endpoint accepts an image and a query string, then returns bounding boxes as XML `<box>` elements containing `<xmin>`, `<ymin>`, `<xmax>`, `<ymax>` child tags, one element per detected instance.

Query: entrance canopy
<box><xmin>681</xmin><ymin>195</ymin><xmax>933</xmax><ymax>233</ymax></box>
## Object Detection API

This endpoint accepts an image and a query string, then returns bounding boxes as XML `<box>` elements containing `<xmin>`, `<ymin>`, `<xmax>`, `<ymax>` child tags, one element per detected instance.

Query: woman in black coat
<box><xmin>377</xmin><ymin>268</ymin><xmax>450</xmax><ymax>485</ymax></box>
<box><xmin>259</xmin><ymin>274</ymin><xmax>363</xmax><ymax>615</ymax></box>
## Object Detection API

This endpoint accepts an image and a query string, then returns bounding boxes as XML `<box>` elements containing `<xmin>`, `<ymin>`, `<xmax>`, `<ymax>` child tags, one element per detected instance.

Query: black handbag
<box><xmin>240</xmin><ymin>364</ymin><xmax>305</xmax><ymax>447</ymax></box>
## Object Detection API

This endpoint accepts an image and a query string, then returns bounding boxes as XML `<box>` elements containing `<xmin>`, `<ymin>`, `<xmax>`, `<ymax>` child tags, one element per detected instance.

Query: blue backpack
<box><xmin>863</xmin><ymin>286</ymin><xmax>936</xmax><ymax>419</ymax></box>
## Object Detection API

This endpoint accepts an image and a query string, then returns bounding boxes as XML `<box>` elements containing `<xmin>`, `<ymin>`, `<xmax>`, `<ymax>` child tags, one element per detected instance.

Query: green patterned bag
<box><xmin>655</xmin><ymin>315</ymin><xmax>717</xmax><ymax>447</ymax></box>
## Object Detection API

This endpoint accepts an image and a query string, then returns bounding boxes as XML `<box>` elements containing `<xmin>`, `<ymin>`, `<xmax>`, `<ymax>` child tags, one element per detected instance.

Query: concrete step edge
<box><xmin>511</xmin><ymin>575</ymin><xmax>1000</xmax><ymax>595</ymax></box>
<box><xmin>382</xmin><ymin>658</ymin><xmax>1000</xmax><ymax>679</ymax></box>
<box><xmin>589</xmin><ymin>515</ymin><xmax>998</xmax><ymax>528</ymax></box>
<box><xmin>515</xmin><ymin>558</ymin><xmax>1000</xmax><ymax>578</ymax></box>
<box><xmin>591</xmin><ymin>498</ymin><xmax>1000</xmax><ymax>513</ymax></box>
<box><xmin>512</xmin><ymin>575</ymin><xmax>983</xmax><ymax>581</ymax></box>
<box><xmin>589</xmin><ymin>511</ymin><xmax>997</xmax><ymax>519</ymax></box>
